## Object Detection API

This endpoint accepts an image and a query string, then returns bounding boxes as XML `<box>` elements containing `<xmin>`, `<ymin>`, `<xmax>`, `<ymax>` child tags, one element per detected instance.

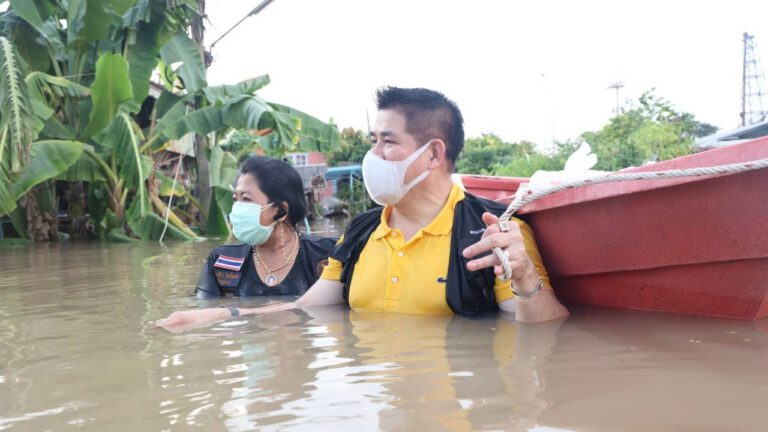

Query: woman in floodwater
<box><xmin>195</xmin><ymin>155</ymin><xmax>336</xmax><ymax>299</ymax></box>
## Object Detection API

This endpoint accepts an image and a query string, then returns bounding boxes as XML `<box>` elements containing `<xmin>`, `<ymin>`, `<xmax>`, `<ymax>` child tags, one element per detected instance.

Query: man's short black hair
<box><xmin>238</xmin><ymin>155</ymin><xmax>307</xmax><ymax>226</ymax></box>
<box><xmin>375</xmin><ymin>86</ymin><xmax>464</xmax><ymax>168</ymax></box>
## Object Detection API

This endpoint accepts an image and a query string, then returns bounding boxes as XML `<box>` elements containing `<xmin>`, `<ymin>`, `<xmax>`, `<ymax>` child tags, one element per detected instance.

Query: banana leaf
<box><xmin>57</xmin><ymin>144</ymin><xmax>107</xmax><ymax>182</ymax></box>
<box><xmin>10</xmin><ymin>140</ymin><xmax>84</xmax><ymax>201</ymax></box>
<box><xmin>208</xmin><ymin>145</ymin><xmax>238</xmax><ymax>189</ymax></box>
<box><xmin>202</xmin><ymin>75</ymin><xmax>271</xmax><ymax>104</ymax></box>
<box><xmin>268</xmin><ymin>102</ymin><xmax>341</xmax><ymax>152</ymax></box>
<box><xmin>8</xmin><ymin>18</ymin><xmax>51</xmax><ymax>72</ymax></box>
<box><xmin>41</xmin><ymin>116</ymin><xmax>76</xmax><ymax>140</ymax></box>
<box><xmin>156</xmin><ymin>171</ymin><xmax>186</xmax><ymax>197</ymax></box>
<box><xmin>94</xmin><ymin>113</ymin><xmax>151</xmax><ymax>217</ymax></box>
<box><xmin>107</xmin><ymin>228</ymin><xmax>137</xmax><ymax>242</ymax></box>
<box><xmin>206</xmin><ymin>188</ymin><xmax>231</xmax><ymax>237</ymax></box>
<box><xmin>221</xmin><ymin>95</ymin><xmax>270</xmax><ymax>130</ymax></box>
<box><xmin>124</xmin><ymin>1</ymin><xmax>172</xmax><ymax>112</ymax></box>
<box><xmin>87</xmin><ymin>181</ymin><xmax>108</xmax><ymax>236</ymax></box>
<box><xmin>0</xmin><ymin>36</ymin><xmax>46</xmax><ymax>214</ymax></box>
<box><xmin>159</xmin><ymin>30</ymin><xmax>207</xmax><ymax>93</ymax></box>
<box><xmin>8</xmin><ymin>206</ymin><xmax>28</xmax><ymax>239</ymax></box>
<box><xmin>156</xmin><ymin>104</ymin><xmax>223</xmax><ymax>142</ymax></box>
<box><xmin>153</xmin><ymin>90</ymin><xmax>186</xmax><ymax>120</ymax></box>
<box><xmin>126</xmin><ymin>196</ymin><xmax>193</xmax><ymax>241</ymax></box>
<box><xmin>9</xmin><ymin>0</ymin><xmax>55</xmax><ymax>28</ymax></box>
<box><xmin>84</xmin><ymin>53</ymin><xmax>133</xmax><ymax>137</ymax></box>
<box><xmin>26</xmin><ymin>71</ymin><xmax>90</xmax><ymax>100</ymax></box>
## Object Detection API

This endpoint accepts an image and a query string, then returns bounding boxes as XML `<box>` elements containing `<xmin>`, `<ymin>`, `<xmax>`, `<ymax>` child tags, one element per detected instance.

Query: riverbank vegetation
<box><xmin>0</xmin><ymin>0</ymin><xmax>339</xmax><ymax>243</ymax></box>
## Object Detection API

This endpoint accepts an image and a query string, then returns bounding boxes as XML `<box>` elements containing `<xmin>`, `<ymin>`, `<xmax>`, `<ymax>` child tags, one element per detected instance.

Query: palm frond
<box><xmin>0</xmin><ymin>36</ymin><xmax>37</xmax><ymax>170</ymax></box>
<box><xmin>25</xmin><ymin>71</ymin><xmax>91</xmax><ymax>102</ymax></box>
<box><xmin>0</xmin><ymin>36</ymin><xmax>45</xmax><ymax>215</ymax></box>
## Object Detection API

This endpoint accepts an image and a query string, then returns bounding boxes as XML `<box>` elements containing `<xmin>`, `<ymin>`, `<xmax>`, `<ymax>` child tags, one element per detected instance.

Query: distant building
<box><xmin>286</xmin><ymin>152</ymin><xmax>332</xmax><ymax>217</ymax></box>
<box><xmin>324</xmin><ymin>165</ymin><xmax>362</xmax><ymax>196</ymax></box>
<box><xmin>695</xmin><ymin>120</ymin><xmax>768</xmax><ymax>151</ymax></box>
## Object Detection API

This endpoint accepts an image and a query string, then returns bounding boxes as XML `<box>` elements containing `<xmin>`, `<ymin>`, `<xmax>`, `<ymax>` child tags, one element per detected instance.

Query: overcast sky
<box><xmin>204</xmin><ymin>0</ymin><xmax>768</xmax><ymax>148</ymax></box>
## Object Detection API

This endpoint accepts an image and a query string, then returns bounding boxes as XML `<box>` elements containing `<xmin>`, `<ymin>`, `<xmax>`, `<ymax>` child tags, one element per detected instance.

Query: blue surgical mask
<box><xmin>229</xmin><ymin>201</ymin><xmax>275</xmax><ymax>245</ymax></box>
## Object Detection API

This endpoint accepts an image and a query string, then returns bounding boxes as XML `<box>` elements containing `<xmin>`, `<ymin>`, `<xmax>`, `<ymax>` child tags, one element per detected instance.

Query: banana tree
<box><xmin>0</xmin><ymin>0</ymin><xmax>340</xmax><ymax>241</ymax></box>
<box><xmin>0</xmin><ymin>34</ymin><xmax>90</xmax><ymax>241</ymax></box>
<box><xmin>0</xmin><ymin>0</ymin><xmax>198</xmax><ymax>240</ymax></box>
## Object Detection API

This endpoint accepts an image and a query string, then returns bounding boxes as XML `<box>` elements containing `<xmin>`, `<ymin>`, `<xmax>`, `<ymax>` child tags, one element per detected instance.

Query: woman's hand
<box><xmin>156</xmin><ymin>308</ymin><xmax>232</xmax><ymax>333</ymax></box>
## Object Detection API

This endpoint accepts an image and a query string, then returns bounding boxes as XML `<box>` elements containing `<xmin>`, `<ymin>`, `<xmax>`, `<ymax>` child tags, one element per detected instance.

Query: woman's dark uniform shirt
<box><xmin>195</xmin><ymin>234</ymin><xmax>337</xmax><ymax>298</ymax></box>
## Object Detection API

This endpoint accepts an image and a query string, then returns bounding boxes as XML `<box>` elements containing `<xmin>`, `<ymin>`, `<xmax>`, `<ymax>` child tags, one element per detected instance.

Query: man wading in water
<box><xmin>159</xmin><ymin>86</ymin><xmax>568</xmax><ymax>331</ymax></box>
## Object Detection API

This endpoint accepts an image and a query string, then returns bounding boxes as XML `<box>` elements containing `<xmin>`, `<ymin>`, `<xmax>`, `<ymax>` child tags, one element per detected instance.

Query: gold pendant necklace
<box><xmin>253</xmin><ymin>232</ymin><xmax>299</xmax><ymax>287</ymax></box>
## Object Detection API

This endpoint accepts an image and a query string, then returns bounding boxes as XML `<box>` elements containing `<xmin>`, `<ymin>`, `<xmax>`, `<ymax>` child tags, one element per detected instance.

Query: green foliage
<box><xmin>268</xmin><ymin>103</ymin><xmax>340</xmax><ymax>153</ymax></box>
<box><xmin>159</xmin><ymin>30</ymin><xmax>207</xmax><ymax>93</ymax></box>
<box><xmin>456</xmin><ymin>133</ymin><xmax>540</xmax><ymax>175</ymax></box>
<box><xmin>84</xmin><ymin>53</ymin><xmax>133</xmax><ymax>137</ymax></box>
<box><xmin>581</xmin><ymin>90</ymin><xmax>716</xmax><ymax>171</ymax></box>
<box><xmin>11</xmin><ymin>140</ymin><xmax>84</xmax><ymax>199</ymax></box>
<box><xmin>458</xmin><ymin>90</ymin><xmax>717</xmax><ymax>178</ymax></box>
<box><xmin>0</xmin><ymin>0</ymin><xmax>340</xmax><ymax>241</ymax></box>
<box><xmin>203</xmin><ymin>75</ymin><xmax>270</xmax><ymax>103</ymax></box>
<box><xmin>335</xmin><ymin>174</ymin><xmax>374</xmax><ymax>215</ymax></box>
<box><xmin>326</xmin><ymin>128</ymin><xmax>369</xmax><ymax>166</ymax></box>
<box><xmin>0</xmin><ymin>35</ymin><xmax>49</xmax><ymax>214</ymax></box>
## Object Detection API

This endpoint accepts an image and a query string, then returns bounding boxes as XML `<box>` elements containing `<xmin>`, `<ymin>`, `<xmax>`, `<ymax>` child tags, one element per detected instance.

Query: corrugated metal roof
<box><xmin>695</xmin><ymin>120</ymin><xmax>768</xmax><ymax>150</ymax></box>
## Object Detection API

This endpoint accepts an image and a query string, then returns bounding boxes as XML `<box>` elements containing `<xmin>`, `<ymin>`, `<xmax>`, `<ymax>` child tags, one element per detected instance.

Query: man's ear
<box><xmin>428</xmin><ymin>139</ymin><xmax>448</xmax><ymax>170</ymax></box>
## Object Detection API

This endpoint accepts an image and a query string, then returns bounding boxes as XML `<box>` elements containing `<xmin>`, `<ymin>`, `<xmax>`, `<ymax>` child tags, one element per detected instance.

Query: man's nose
<box><xmin>371</xmin><ymin>140</ymin><xmax>385</xmax><ymax>158</ymax></box>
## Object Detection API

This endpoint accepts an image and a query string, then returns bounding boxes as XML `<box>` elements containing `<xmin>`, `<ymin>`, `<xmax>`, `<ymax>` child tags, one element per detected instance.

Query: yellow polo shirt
<box><xmin>320</xmin><ymin>184</ymin><xmax>551</xmax><ymax>315</ymax></box>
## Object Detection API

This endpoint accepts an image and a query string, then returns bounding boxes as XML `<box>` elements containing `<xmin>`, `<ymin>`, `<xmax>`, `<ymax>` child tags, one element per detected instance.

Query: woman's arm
<box><xmin>157</xmin><ymin>279</ymin><xmax>344</xmax><ymax>332</ymax></box>
<box><xmin>236</xmin><ymin>278</ymin><xmax>344</xmax><ymax>314</ymax></box>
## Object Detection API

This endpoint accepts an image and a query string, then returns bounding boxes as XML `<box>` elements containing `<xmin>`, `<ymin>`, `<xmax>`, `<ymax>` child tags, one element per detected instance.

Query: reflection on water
<box><xmin>1</xmin><ymin>234</ymin><xmax>768</xmax><ymax>431</ymax></box>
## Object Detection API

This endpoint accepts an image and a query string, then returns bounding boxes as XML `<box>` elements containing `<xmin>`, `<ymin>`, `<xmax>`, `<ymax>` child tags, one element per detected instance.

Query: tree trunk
<box><xmin>191</xmin><ymin>0</ymin><xmax>211</xmax><ymax>232</ymax></box>
<box><xmin>22</xmin><ymin>184</ymin><xmax>59</xmax><ymax>242</ymax></box>
<box><xmin>64</xmin><ymin>181</ymin><xmax>89</xmax><ymax>240</ymax></box>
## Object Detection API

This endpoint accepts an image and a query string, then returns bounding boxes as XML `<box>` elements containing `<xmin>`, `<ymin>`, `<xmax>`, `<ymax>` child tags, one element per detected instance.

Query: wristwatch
<box><xmin>219</xmin><ymin>306</ymin><xmax>240</xmax><ymax>317</ymax></box>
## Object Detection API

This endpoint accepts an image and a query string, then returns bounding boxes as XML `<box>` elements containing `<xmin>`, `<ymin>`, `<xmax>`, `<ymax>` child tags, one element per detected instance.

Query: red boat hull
<box><xmin>461</xmin><ymin>137</ymin><xmax>768</xmax><ymax>320</ymax></box>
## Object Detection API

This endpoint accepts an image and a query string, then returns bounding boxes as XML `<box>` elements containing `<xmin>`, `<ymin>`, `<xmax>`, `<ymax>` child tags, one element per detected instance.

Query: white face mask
<box><xmin>362</xmin><ymin>141</ymin><xmax>433</xmax><ymax>206</ymax></box>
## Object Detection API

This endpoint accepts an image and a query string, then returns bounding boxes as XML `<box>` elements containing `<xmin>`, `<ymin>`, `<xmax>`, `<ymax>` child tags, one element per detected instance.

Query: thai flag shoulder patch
<box><xmin>213</xmin><ymin>255</ymin><xmax>246</xmax><ymax>271</ymax></box>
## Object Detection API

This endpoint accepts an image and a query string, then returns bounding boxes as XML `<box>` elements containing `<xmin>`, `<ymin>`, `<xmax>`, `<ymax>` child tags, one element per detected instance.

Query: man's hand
<box><xmin>156</xmin><ymin>308</ymin><xmax>232</xmax><ymax>333</ymax></box>
<box><xmin>463</xmin><ymin>212</ymin><xmax>569</xmax><ymax>322</ymax></box>
<box><xmin>462</xmin><ymin>212</ymin><xmax>537</xmax><ymax>283</ymax></box>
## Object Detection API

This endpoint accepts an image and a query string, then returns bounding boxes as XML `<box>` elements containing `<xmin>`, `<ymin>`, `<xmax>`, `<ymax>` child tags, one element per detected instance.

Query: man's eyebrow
<box><xmin>370</xmin><ymin>130</ymin><xmax>395</xmax><ymax>138</ymax></box>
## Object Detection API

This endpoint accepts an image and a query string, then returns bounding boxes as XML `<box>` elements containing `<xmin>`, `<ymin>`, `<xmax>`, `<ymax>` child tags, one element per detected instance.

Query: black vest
<box><xmin>329</xmin><ymin>192</ymin><xmax>510</xmax><ymax>316</ymax></box>
<box><xmin>196</xmin><ymin>234</ymin><xmax>337</xmax><ymax>298</ymax></box>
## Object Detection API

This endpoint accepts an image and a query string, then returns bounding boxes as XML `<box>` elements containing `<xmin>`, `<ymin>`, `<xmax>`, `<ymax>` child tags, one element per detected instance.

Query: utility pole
<box><xmin>607</xmin><ymin>81</ymin><xmax>625</xmax><ymax>117</ymax></box>
<box><xmin>191</xmin><ymin>0</ymin><xmax>211</xmax><ymax>231</ymax></box>
<box><xmin>740</xmin><ymin>32</ymin><xmax>767</xmax><ymax>126</ymax></box>
<box><xmin>190</xmin><ymin>0</ymin><xmax>275</xmax><ymax>231</ymax></box>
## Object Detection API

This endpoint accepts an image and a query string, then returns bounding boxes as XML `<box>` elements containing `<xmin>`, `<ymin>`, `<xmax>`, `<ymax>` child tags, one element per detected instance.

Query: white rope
<box><xmin>495</xmin><ymin>156</ymin><xmax>768</xmax><ymax>281</ymax></box>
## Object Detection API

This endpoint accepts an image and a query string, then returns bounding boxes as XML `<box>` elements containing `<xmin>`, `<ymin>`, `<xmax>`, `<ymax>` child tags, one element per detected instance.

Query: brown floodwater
<box><xmin>1</xmin><ymin>226</ymin><xmax>768</xmax><ymax>431</ymax></box>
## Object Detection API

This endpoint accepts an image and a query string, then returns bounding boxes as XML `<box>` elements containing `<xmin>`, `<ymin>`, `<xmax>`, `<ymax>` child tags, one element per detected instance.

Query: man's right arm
<box><xmin>294</xmin><ymin>279</ymin><xmax>344</xmax><ymax>307</ymax></box>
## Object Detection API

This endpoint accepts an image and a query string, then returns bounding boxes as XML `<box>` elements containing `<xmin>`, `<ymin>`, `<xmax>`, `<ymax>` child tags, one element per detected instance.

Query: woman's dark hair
<box><xmin>237</xmin><ymin>155</ymin><xmax>307</xmax><ymax>226</ymax></box>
